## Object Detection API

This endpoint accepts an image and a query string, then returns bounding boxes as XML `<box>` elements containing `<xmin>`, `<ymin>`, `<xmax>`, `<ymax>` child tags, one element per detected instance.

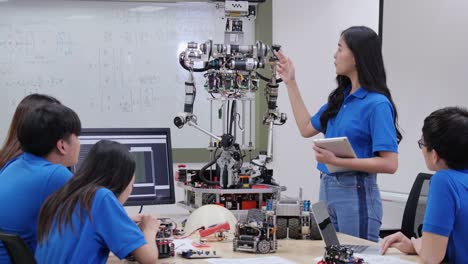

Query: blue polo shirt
<box><xmin>0</xmin><ymin>153</ymin><xmax>72</xmax><ymax>263</ymax></box>
<box><xmin>311</xmin><ymin>87</ymin><xmax>398</xmax><ymax>174</ymax></box>
<box><xmin>423</xmin><ymin>169</ymin><xmax>468</xmax><ymax>263</ymax></box>
<box><xmin>35</xmin><ymin>188</ymin><xmax>146</xmax><ymax>264</ymax></box>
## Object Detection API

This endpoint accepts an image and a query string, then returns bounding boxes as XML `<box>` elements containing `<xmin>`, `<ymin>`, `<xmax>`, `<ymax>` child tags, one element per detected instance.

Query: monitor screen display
<box><xmin>72</xmin><ymin>128</ymin><xmax>175</xmax><ymax>206</ymax></box>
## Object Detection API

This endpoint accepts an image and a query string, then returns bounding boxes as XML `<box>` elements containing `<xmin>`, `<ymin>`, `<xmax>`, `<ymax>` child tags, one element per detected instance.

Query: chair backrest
<box><xmin>401</xmin><ymin>172</ymin><xmax>433</xmax><ymax>238</ymax></box>
<box><xmin>0</xmin><ymin>232</ymin><xmax>37</xmax><ymax>264</ymax></box>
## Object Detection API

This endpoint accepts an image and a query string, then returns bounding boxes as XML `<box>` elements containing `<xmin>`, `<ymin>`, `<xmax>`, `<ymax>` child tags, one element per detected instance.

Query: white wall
<box><xmin>272</xmin><ymin>0</ymin><xmax>468</xmax><ymax>230</ymax></box>
<box><xmin>271</xmin><ymin>0</ymin><xmax>379</xmax><ymax>201</ymax></box>
<box><xmin>380</xmin><ymin>0</ymin><xmax>468</xmax><ymax>193</ymax></box>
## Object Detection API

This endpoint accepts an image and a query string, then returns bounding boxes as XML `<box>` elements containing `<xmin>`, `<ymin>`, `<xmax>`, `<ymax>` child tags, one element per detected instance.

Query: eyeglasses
<box><xmin>417</xmin><ymin>138</ymin><xmax>426</xmax><ymax>149</ymax></box>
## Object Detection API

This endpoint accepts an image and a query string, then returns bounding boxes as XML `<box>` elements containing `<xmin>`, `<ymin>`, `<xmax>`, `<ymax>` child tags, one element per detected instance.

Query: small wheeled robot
<box><xmin>233</xmin><ymin>209</ymin><xmax>277</xmax><ymax>254</ymax></box>
<box><xmin>317</xmin><ymin>245</ymin><xmax>365</xmax><ymax>264</ymax></box>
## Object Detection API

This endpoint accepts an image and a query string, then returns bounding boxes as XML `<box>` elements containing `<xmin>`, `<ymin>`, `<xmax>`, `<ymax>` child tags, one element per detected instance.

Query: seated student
<box><xmin>381</xmin><ymin>106</ymin><xmax>468</xmax><ymax>263</ymax></box>
<box><xmin>35</xmin><ymin>140</ymin><xmax>160</xmax><ymax>264</ymax></box>
<box><xmin>0</xmin><ymin>94</ymin><xmax>61</xmax><ymax>169</ymax></box>
<box><xmin>0</xmin><ymin>103</ymin><xmax>81</xmax><ymax>263</ymax></box>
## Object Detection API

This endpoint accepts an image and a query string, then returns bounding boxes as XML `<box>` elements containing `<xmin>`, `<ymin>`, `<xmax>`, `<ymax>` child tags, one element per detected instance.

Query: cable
<box><xmin>256</xmin><ymin>72</ymin><xmax>282</xmax><ymax>83</ymax></box>
<box><xmin>179</xmin><ymin>54</ymin><xmax>209</xmax><ymax>72</ymax></box>
<box><xmin>198</xmin><ymin>154</ymin><xmax>221</xmax><ymax>185</ymax></box>
<box><xmin>209</xmin><ymin>147</ymin><xmax>220</xmax><ymax>182</ymax></box>
<box><xmin>226</xmin><ymin>100</ymin><xmax>230</xmax><ymax>134</ymax></box>
<box><xmin>138</xmin><ymin>205</ymin><xmax>143</xmax><ymax>214</ymax></box>
<box><xmin>229</xmin><ymin>100</ymin><xmax>237</xmax><ymax>135</ymax></box>
<box><xmin>236</xmin><ymin>113</ymin><xmax>244</xmax><ymax>130</ymax></box>
<box><xmin>174</xmin><ymin>226</ymin><xmax>205</xmax><ymax>239</ymax></box>
<box><xmin>251</xmin><ymin>160</ymin><xmax>267</xmax><ymax>169</ymax></box>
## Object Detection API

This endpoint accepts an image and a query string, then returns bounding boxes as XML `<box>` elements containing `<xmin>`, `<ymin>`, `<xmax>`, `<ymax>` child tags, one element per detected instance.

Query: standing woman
<box><xmin>0</xmin><ymin>94</ymin><xmax>61</xmax><ymax>169</ymax></box>
<box><xmin>276</xmin><ymin>26</ymin><xmax>402</xmax><ymax>242</ymax></box>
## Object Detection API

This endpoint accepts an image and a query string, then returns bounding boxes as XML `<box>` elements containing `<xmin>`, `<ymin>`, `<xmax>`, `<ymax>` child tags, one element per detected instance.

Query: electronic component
<box><xmin>179</xmin><ymin>250</ymin><xmax>220</xmax><ymax>259</ymax></box>
<box><xmin>198</xmin><ymin>221</ymin><xmax>231</xmax><ymax>241</ymax></box>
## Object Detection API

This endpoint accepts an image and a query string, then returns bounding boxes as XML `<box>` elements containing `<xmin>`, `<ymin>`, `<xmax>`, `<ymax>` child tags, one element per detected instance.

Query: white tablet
<box><xmin>313</xmin><ymin>137</ymin><xmax>357</xmax><ymax>173</ymax></box>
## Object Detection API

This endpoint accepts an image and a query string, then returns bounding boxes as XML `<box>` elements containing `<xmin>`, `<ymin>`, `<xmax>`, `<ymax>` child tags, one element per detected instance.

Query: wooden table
<box><xmin>108</xmin><ymin>233</ymin><xmax>420</xmax><ymax>264</ymax></box>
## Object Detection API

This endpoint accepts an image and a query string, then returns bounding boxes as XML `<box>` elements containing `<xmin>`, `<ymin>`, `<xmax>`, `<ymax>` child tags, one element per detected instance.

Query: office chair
<box><xmin>0</xmin><ymin>231</ymin><xmax>37</xmax><ymax>264</ymax></box>
<box><xmin>400</xmin><ymin>172</ymin><xmax>433</xmax><ymax>238</ymax></box>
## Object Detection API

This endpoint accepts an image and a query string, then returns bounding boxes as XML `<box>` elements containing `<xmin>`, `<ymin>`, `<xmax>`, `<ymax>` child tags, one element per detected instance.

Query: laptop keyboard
<box><xmin>342</xmin><ymin>244</ymin><xmax>369</xmax><ymax>253</ymax></box>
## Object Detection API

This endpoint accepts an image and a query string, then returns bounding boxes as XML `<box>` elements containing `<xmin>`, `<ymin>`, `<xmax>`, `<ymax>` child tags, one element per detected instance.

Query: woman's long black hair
<box><xmin>319</xmin><ymin>26</ymin><xmax>402</xmax><ymax>143</ymax></box>
<box><xmin>37</xmin><ymin>140</ymin><xmax>136</xmax><ymax>244</ymax></box>
<box><xmin>0</xmin><ymin>94</ymin><xmax>61</xmax><ymax>168</ymax></box>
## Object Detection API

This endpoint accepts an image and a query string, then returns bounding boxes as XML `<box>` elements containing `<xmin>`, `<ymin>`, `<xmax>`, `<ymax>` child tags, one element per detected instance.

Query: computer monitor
<box><xmin>73</xmin><ymin>128</ymin><xmax>175</xmax><ymax>206</ymax></box>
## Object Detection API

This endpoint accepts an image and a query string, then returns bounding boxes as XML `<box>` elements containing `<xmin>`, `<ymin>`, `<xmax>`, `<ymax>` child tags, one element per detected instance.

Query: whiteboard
<box><xmin>0</xmin><ymin>1</ymin><xmax>255</xmax><ymax>148</ymax></box>
<box><xmin>380</xmin><ymin>0</ymin><xmax>468</xmax><ymax>193</ymax></box>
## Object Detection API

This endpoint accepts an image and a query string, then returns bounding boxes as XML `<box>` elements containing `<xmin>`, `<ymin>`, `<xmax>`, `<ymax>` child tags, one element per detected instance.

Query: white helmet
<box><xmin>184</xmin><ymin>205</ymin><xmax>238</xmax><ymax>236</ymax></box>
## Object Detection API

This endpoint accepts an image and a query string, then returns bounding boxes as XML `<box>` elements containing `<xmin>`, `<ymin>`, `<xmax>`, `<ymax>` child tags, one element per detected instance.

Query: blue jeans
<box><xmin>319</xmin><ymin>171</ymin><xmax>382</xmax><ymax>242</ymax></box>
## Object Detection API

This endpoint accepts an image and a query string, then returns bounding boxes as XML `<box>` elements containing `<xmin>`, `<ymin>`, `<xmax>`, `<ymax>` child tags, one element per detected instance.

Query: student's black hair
<box><xmin>320</xmin><ymin>26</ymin><xmax>402</xmax><ymax>143</ymax></box>
<box><xmin>37</xmin><ymin>140</ymin><xmax>136</xmax><ymax>244</ymax></box>
<box><xmin>422</xmin><ymin>106</ymin><xmax>468</xmax><ymax>170</ymax></box>
<box><xmin>17</xmin><ymin>103</ymin><xmax>81</xmax><ymax>157</ymax></box>
<box><xmin>0</xmin><ymin>94</ymin><xmax>61</xmax><ymax>168</ymax></box>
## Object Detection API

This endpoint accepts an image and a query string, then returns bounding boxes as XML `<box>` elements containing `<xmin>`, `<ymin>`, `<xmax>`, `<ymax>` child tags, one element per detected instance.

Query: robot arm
<box><xmin>173</xmin><ymin>71</ymin><xmax>196</xmax><ymax>129</ymax></box>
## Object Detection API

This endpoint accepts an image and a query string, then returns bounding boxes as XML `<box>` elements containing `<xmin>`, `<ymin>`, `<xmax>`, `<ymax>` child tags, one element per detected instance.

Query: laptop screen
<box><xmin>311</xmin><ymin>201</ymin><xmax>341</xmax><ymax>246</ymax></box>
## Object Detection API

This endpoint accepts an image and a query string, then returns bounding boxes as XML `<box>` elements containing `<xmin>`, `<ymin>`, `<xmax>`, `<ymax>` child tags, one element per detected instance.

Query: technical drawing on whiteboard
<box><xmin>0</xmin><ymin>1</ymin><xmax>249</xmax><ymax>148</ymax></box>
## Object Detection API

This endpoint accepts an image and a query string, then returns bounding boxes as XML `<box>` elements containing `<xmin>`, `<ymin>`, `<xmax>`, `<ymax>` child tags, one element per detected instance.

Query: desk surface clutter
<box><xmin>107</xmin><ymin>233</ymin><xmax>420</xmax><ymax>264</ymax></box>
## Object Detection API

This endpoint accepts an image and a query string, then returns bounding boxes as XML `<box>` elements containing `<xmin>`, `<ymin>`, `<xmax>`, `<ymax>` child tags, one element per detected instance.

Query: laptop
<box><xmin>311</xmin><ymin>201</ymin><xmax>380</xmax><ymax>254</ymax></box>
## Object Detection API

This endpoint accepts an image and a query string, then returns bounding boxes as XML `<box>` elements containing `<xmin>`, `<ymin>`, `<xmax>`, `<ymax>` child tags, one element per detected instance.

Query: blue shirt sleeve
<box><xmin>310</xmin><ymin>103</ymin><xmax>328</xmax><ymax>132</ymax></box>
<box><xmin>369</xmin><ymin>102</ymin><xmax>398</xmax><ymax>153</ymax></box>
<box><xmin>93</xmin><ymin>191</ymin><xmax>147</xmax><ymax>259</ymax></box>
<box><xmin>422</xmin><ymin>172</ymin><xmax>458</xmax><ymax>237</ymax></box>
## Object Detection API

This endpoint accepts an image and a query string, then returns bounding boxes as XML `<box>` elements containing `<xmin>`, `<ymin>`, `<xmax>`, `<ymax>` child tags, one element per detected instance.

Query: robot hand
<box><xmin>174</xmin><ymin>112</ymin><xmax>194</xmax><ymax>129</ymax></box>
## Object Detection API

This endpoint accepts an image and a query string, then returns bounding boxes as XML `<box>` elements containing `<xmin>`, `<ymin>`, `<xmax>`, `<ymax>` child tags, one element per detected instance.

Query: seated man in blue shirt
<box><xmin>381</xmin><ymin>106</ymin><xmax>468</xmax><ymax>263</ymax></box>
<box><xmin>0</xmin><ymin>103</ymin><xmax>81</xmax><ymax>263</ymax></box>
